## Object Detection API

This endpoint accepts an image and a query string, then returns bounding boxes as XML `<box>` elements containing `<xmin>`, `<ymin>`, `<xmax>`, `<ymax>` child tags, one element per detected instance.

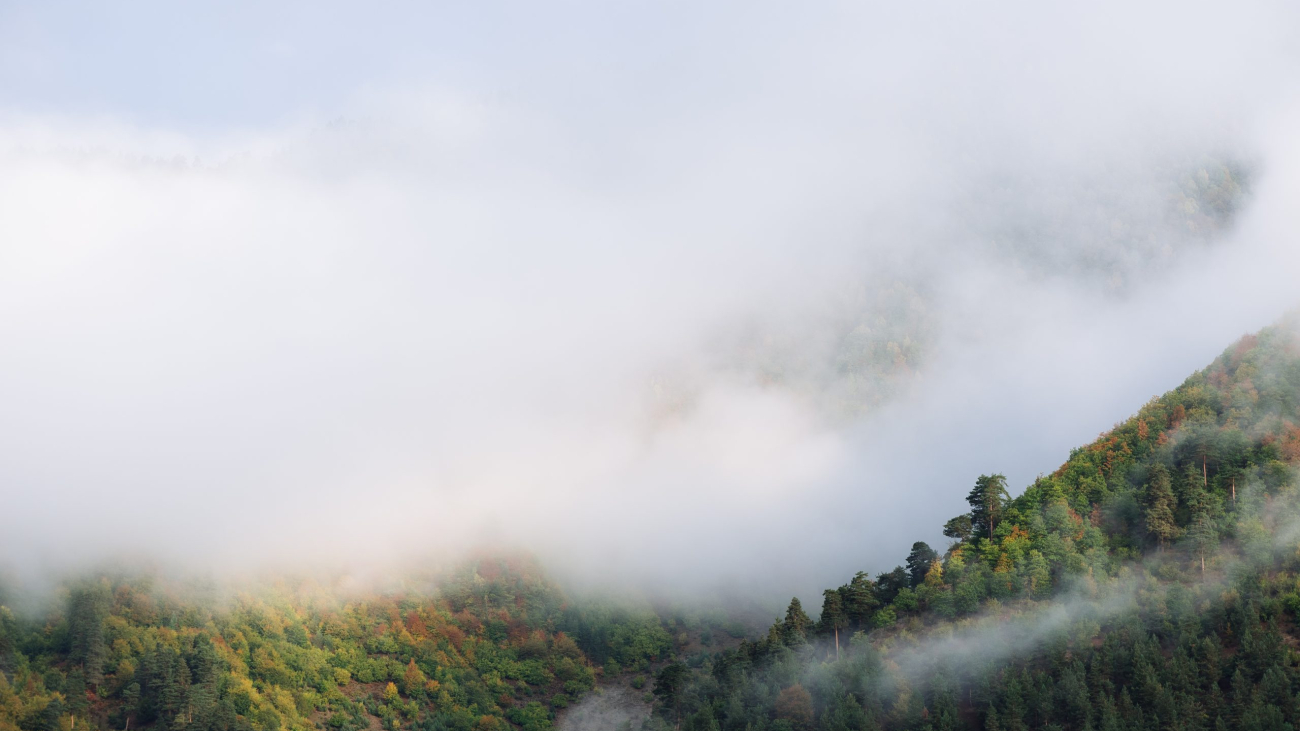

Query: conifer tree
<box><xmin>906</xmin><ymin>542</ymin><xmax>939</xmax><ymax>588</ymax></box>
<box><xmin>943</xmin><ymin>514</ymin><xmax>973</xmax><ymax>543</ymax></box>
<box><xmin>843</xmin><ymin>571</ymin><xmax>879</xmax><ymax>628</ymax></box>
<box><xmin>781</xmin><ymin>598</ymin><xmax>812</xmax><ymax>645</ymax></box>
<box><xmin>819</xmin><ymin>590</ymin><xmax>846</xmax><ymax>659</ymax></box>
<box><xmin>967</xmin><ymin>474</ymin><xmax>1011</xmax><ymax>539</ymax></box>
<box><xmin>1144</xmin><ymin>464</ymin><xmax>1179</xmax><ymax>549</ymax></box>
<box><xmin>68</xmin><ymin>584</ymin><xmax>108</xmax><ymax>688</ymax></box>
<box><xmin>1184</xmin><ymin>480</ymin><xmax>1218</xmax><ymax>573</ymax></box>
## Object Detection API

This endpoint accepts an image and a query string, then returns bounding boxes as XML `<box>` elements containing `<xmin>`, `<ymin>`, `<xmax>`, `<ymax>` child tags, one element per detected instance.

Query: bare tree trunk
<box><xmin>1201</xmin><ymin>552</ymin><xmax>1206</xmax><ymax>574</ymax></box>
<box><xmin>834</xmin><ymin>626</ymin><xmax>840</xmax><ymax>661</ymax></box>
<box><xmin>1232</xmin><ymin>477</ymin><xmax>1236</xmax><ymax>503</ymax></box>
<box><xmin>1203</xmin><ymin>455</ymin><xmax>1207</xmax><ymax>487</ymax></box>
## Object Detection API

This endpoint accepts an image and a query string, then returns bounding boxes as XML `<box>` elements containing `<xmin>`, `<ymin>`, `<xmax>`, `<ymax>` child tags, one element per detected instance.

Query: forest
<box><xmin>6</xmin><ymin>2</ymin><xmax>1299</xmax><ymax>730</ymax></box>
<box><xmin>7</xmin><ymin>316</ymin><xmax>1300</xmax><ymax>731</ymax></box>
<box><xmin>646</xmin><ymin>317</ymin><xmax>1300</xmax><ymax>731</ymax></box>
<box><xmin>0</xmin><ymin>556</ymin><xmax>687</xmax><ymax>731</ymax></box>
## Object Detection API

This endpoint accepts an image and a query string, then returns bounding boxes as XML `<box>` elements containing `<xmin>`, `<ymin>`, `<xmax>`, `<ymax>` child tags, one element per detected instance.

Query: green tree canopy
<box><xmin>906</xmin><ymin>541</ymin><xmax>939</xmax><ymax>587</ymax></box>
<box><xmin>967</xmin><ymin>474</ymin><xmax>1011</xmax><ymax>539</ymax></box>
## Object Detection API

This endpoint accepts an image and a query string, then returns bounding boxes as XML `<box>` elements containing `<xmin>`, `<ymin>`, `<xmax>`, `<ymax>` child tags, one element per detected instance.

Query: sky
<box><xmin>3</xmin><ymin>1</ymin><xmax>1300</xmax><ymax>603</ymax></box>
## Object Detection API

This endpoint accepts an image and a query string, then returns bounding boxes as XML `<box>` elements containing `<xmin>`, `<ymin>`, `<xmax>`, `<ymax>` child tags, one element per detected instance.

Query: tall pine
<box><xmin>967</xmin><ymin>474</ymin><xmax>1011</xmax><ymax>539</ymax></box>
<box><xmin>1144</xmin><ymin>464</ymin><xmax>1178</xmax><ymax>550</ymax></box>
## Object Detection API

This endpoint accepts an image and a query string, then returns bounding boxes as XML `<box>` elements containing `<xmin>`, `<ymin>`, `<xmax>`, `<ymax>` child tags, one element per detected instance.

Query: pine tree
<box><xmin>1184</xmin><ymin>479</ymin><xmax>1218</xmax><ymax>573</ymax></box>
<box><xmin>1023</xmin><ymin>550</ymin><xmax>1052</xmax><ymax>599</ymax></box>
<box><xmin>819</xmin><ymin>590</ymin><xmax>846</xmax><ymax>659</ymax></box>
<box><xmin>984</xmin><ymin>704</ymin><xmax>1002</xmax><ymax>731</ymax></box>
<box><xmin>1144</xmin><ymin>464</ymin><xmax>1179</xmax><ymax>549</ymax></box>
<box><xmin>843</xmin><ymin>572</ymin><xmax>879</xmax><ymax>628</ymax></box>
<box><xmin>653</xmin><ymin>663</ymin><xmax>689</xmax><ymax>728</ymax></box>
<box><xmin>942</xmin><ymin>514</ymin><xmax>973</xmax><ymax>543</ymax></box>
<box><xmin>68</xmin><ymin>584</ymin><xmax>108</xmax><ymax>688</ymax></box>
<box><xmin>906</xmin><ymin>542</ymin><xmax>939</xmax><ymax>588</ymax></box>
<box><xmin>781</xmin><ymin>598</ymin><xmax>812</xmax><ymax>645</ymax></box>
<box><xmin>875</xmin><ymin>566</ymin><xmax>909</xmax><ymax>605</ymax></box>
<box><xmin>968</xmin><ymin>474</ymin><xmax>1011</xmax><ymax>539</ymax></box>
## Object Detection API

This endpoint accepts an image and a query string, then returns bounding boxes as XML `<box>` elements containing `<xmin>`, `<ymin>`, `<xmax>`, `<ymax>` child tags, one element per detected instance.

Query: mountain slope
<box><xmin>650</xmin><ymin>316</ymin><xmax>1300</xmax><ymax>731</ymax></box>
<box><xmin>0</xmin><ymin>556</ymin><xmax>677</xmax><ymax>731</ymax></box>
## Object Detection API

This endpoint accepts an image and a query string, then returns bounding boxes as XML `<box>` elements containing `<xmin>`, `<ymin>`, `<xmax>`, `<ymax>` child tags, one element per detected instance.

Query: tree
<box><xmin>782</xmin><ymin>598</ymin><xmax>812</xmax><ymax>646</ymax></box>
<box><xmin>820</xmin><ymin>590</ymin><xmax>847</xmax><ymax>660</ymax></box>
<box><xmin>1023</xmin><ymin>550</ymin><xmax>1052</xmax><ymax>599</ymax></box>
<box><xmin>875</xmin><ymin>567</ymin><xmax>909</xmax><ymax>605</ymax></box>
<box><xmin>774</xmin><ymin>685</ymin><xmax>815</xmax><ymax>731</ymax></box>
<box><xmin>0</xmin><ymin>606</ymin><xmax>15</xmax><ymax>673</ymax></box>
<box><xmin>843</xmin><ymin>572</ymin><xmax>879</xmax><ymax>628</ymax></box>
<box><xmin>65</xmin><ymin>670</ymin><xmax>89</xmax><ymax>720</ymax></box>
<box><xmin>403</xmin><ymin>659</ymin><xmax>427</xmax><ymax>695</ymax></box>
<box><xmin>68</xmin><ymin>584</ymin><xmax>109</xmax><ymax>688</ymax></box>
<box><xmin>968</xmin><ymin>474</ymin><xmax>1011</xmax><ymax>539</ymax></box>
<box><xmin>1144</xmin><ymin>464</ymin><xmax>1179</xmax><ymax>550</ymax></box>
<box><xmin>1184</xmin><ymin>479</ymin><xmax>1218</xmax><ymax>573</ymax></box>
<box><xmin>943</xmin><ymin>514</ymin><xmax>973</xmax><ymax>543</ymax></box>
<box><xmin>653</xmin><ymin>663</ymin><xmax>689</xmax><ymax>727</ymax></box>
<box><xmin>906</xmin><ymin>542</ymin><xmax>939</xmax><ymax>588</ymax></box>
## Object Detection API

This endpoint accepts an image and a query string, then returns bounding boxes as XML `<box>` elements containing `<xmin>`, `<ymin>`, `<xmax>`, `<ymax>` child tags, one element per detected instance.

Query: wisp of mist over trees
<box><xmin>12</xmin><ymin>4</ymin><xmax>1300</xmax><ymax>731</ymax></box>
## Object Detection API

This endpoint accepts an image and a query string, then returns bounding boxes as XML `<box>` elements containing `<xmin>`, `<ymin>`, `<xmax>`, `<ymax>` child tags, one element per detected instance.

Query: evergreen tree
<box><xmin>943</xmin><ymin>514</ymin><xmax>973</xmax><ymax>543</ymax></box>
<box><xmin>68</xmin><ymin>583</ymin><xmax>108</xmax><ymax>688</ymax></box>
<box><xmin>968</xmin><ymin>474</ymin><xmax>1011</xmax><ymax>539</ymax></box>
<box><xmin>1184</xmin><ymin>479</ymin><xmax>1218</xmax><ymax>573</ymax></box>
<box><xmin>819</xmin><ymin>590</ymin><xmax>847</xmax><ymax>659</ymax></box>
<box><xmin>875</xmin><ymin>567</ymin><xmax>909</xmax><ymax>605</ymax></box>
<box><xmin>843</xmin><ymin>572</ymin><xmax>879</xmax><ymax>628</ymax></box>
<box><xmin>1144</xmin><ymin>464</ymin><xmax>1179</xmax><ymax>549</ymax></box>
<box><xmin>906</xmin><ymin>542</ymin><xmax>939</xmax><ymax>588</ymax></box>
<box><xmin>781</xmin><ymin>598</ymin><xmax>812</xmax><ymax>645</ymax></box>
<box><xmin>653</xmin><ymin>663</ymin><xmax>689</xmax><ymax>727</ymax></box>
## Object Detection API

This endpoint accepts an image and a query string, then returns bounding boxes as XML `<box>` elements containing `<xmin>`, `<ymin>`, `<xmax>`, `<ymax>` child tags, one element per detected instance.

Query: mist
<box><xmin>3</xmin><ymin>1</ymin><xmax>1300</xmax><ymax>603</ymax></box>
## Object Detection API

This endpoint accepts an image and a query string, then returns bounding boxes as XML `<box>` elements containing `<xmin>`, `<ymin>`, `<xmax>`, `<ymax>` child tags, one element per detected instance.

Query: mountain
<box><xmin>647</xmin><ymin>316</ymin><xmax>1300</xmax><ymax>731</ymax></box>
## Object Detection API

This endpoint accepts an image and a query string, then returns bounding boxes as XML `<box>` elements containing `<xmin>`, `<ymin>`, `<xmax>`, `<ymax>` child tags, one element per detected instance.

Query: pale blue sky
<box><xmin>0</xmin><ymin>1</ymin><xmax>772</xmax><ymax>129</ymax></box>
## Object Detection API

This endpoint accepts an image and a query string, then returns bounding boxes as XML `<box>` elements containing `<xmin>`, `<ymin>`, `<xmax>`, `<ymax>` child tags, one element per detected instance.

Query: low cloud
<box><xmin>2</xmin><ymin>1</ymin><xmax>1300</xmax><ymax>603</ymax></box>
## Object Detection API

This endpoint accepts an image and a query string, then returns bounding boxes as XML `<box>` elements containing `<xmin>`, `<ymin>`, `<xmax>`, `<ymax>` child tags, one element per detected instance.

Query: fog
<box><xmin>2</xmin><ymin>1</ymin><xmax>1300</xmax><ymax>602</ymax></box>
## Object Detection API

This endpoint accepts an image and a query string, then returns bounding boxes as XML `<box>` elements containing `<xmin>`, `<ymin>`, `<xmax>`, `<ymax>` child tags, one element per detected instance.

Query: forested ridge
<box><xmin>648</xmin><ymin>316</ymin><xmax>1300</xmax><ymax>731</ymax></box>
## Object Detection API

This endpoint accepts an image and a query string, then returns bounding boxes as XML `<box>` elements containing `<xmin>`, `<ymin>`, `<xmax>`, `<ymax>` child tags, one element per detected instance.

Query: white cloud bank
<box><xmin>2</xmin><ymin>1</ymin><xmax>1300</xmax><ymax>601</ymax></box>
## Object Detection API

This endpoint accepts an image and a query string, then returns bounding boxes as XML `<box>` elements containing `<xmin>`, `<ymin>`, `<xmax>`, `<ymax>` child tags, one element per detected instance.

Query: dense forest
<box><xmin>648</xmin><ymin>317</ymin><xmax>1300</xmax><ymax>731</ymax></box>
<box><xmin>8</xmin><ymin>315</ymin><xmax>1300</xmax><ymax>731</ymax></box>
<box><xmin>0</xmin><ymin>556</ymin><xmax>691</xmax><ymax>731</ymax></box>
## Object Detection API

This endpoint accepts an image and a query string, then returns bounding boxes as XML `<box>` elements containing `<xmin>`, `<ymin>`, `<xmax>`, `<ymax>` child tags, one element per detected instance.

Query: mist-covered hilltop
<box><xmin>0</xmin><ymin>556</ymin><xmax>693</xmax><ymax>731</ymax></box>
<box><xmin>644</xmin><ymin>316</ymin><xmax>1300</xmax><ymax>730</ymax></box>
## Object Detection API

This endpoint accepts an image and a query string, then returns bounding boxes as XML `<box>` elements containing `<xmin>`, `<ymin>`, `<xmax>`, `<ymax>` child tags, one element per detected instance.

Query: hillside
<box><xmin>0</xmin><ymin>556</ymin><xmax>684</xmax><ymax>731</ymax></box>
<box><xmin>8</xmin><ymin>317</ymin><xmax>1300</xmax><ymax>731</ymax></box>
<box><xmin>647</xmin><ymin>316</ymin><xmax>1300</xmax><ymax>731</ymax></box>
